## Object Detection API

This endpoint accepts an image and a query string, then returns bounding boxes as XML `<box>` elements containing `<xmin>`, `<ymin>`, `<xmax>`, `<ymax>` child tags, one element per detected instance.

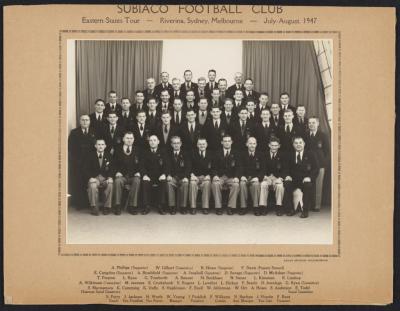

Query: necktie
<box><xmin>84</xmin><ymin>129</ymin><xmax>88</xmax><ymax>135</ymax></box>
<box><xmin>201</xmin><ymin>151</ymin><xmax>204</xmax><ymax>159</ymax></box>
<box><xmin>175</xmin><ymin>91</ymin><xmax>178</xmax><ymax>97</ymax></box>
<box><xmin>274</xmin><ymin>116</ymin><xmax>278</xmax><ymax>124</ymax></box>
<box><xmin>225</xmin><ymin>150</ymin><xmax>229</xmax><ymax>158</ymax></box>
<box><xmin>163</xmin><ymin>84</ymin><xmax>167</xmax><ymax>89</ymax></box>
<box><xmin>190</xmin><ymin>124</ymin><xmax>194</xmax><ymax>134</ymax></box>
<box><xmin>186</xmin><ymin>82</ymin><xmax>190</xmax><ymax>89</ymax></box>
<box><xmin>300</xmin><ymin>117</ymin><xmax>303</xmax><ymax>124</ymax></box>
<box><xmin>175</xmin><ymin>152</ymin><xmax>179</xmax><ymax>160</ymax></box>
<box><xmin>111</xmin><ymin>105</ymin><xmax>115</xmax><ymax>111</ymax></box>
<box><xmin>124</xmin><ymin>112</ymin><xmax>127</xmax><ymax>118</ymax></box>
<box><xmin>297</xmin><ymin>152</ymin><xmax>301</xmax><ymax>163</ymax></box>
<box><xmin>164</xmin><ymin>125</ymin><xmax>168</xmax><ymax>134</ymax></box>
<box><xmin>126</xmin><ymin>146</ymin><xmax>131</xmax><ymax>154</ymax></box>
<box><xmin>272</xmin><ymin>153</ymin><xmax>276</xmax><ymax>160</ymax></box>
<box><xmin>111</xmin><ymin>126</ymin><xmax>115</xmax><ymax>134</ymax></box>
<box><xmin>97</xmin><ymin>115</ymin><xmax>101</xmax><ymax>121</ymax></box>
<box><xmin>214</xmin><ymin>121</ymin><xmax>218</xmax><ymax>129</ymax></box>
<box><xmin>286</xmin><ymin>125</ymin><xmax>290</xmax><ymax>133</ymax></box>
<box><xmin>202</xmin><ymin>112</ymin><xmax>205</xmax><ymax>117</ymax></box>
<box><xmin>152</xmin><ymin>149</ymin><xmax>156</xmax><ymax>154</ymax></box>
<box><xmin>98</xmin><ymin>153</ymin><xmax>103</xmax><ymax>166</ymax></box>
<box><xmin>241</xmin><ymin>121</ymin><xmax>245</xmax><ymax>134</ymax></box>
<box><xmin>176</xmin><ymin>113</ymin><xmax>180</xmax><ymax>124</ymax></box>
<box><xmin>311</xmin><ymin>132</ymin><xmax>315</xmax><ymax>138</ymax></box>
<box><xmin>140</xmin><ymin>124</ymin><xmax>144</xmax><ymax>131</ymax></box>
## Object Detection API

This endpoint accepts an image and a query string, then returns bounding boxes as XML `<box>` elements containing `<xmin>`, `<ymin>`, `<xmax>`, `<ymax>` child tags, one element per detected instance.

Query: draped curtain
<box><xmin>76</xmin><ymin>40</ymin><xmax>162</xmax><ymax>120</ymax></box>
<box><xmin>243</xmin><ymin>41</ymin><xmax>331</xmax><ymax>205</ymax></box>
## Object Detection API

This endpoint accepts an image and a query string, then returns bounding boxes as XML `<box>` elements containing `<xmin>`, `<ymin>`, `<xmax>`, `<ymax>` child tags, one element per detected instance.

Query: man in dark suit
<box><xmin>118</xmin><ymin>98</ymin><xmax>135</xmax><ymax>132</ymax></box>
<box><xmin>171</xmin><ymin>78</ymin><xmax>185</xmax><ymax>102</ymax></box>
<box><xmin>197</xmin><ymin>97</ymin><xmax>211</xmax><ymax>126</ymax></box>
<box><xmin>221</xmin><ymin>98</ymin><xmax>237</xmax><ymax>127</ymax></box>
<box><xmin>197</xmin><ymin>77</ymin><xmax>211</xmax><ymax>101</ymax></box>
<box><xmin>210</xmin><ymin>89</ymin><xmax>221</xmax><ymax>108</ymax></box>
<box><xmin>255</xmin><ymin>93</ymin><xmax>270</xmax><ymax>118</ymax></box>
<box><xmin>132</xmin><ymin>110</ymin><xmax>151</xmax><ymax>150</ymax></box>
<box><xmin>246</xmin><ymin>100</ymin><xmax>258</xmax><ymax>123</ymax></box>
<box><xmin>217</xmin><ymin>78</ymin><xmax>228</xmax><ymax>103</ymax></box>
<box><xmin>232</xmin><ymin>89</ymin><xmax>245</xmax><ymax>114</ymax></box>
<box><xmin>83</xmin><ymin>138</ymin><xmax>114</xmax><ymax>215</ymax></box>
<box><xmin>189</xmin><ymin>138</ymin><xmax>213</xmax><ymax>214</ymax></box>
<box><xmin>171</xmin><ymin>98</ymin><xmax>184</xmax><ymax>127</ymax></box>
<box><xmin>146</xmin><ymin>97</ymin><xmax>161</xmax><ymax>131</ymax></box>
<box><xmin>158</xmin><ymin>89</ymin><xmax>172</xmax><ymax>114</ymax></box>
<box><xmin>239</xmin><ymin>137</ymin><xmax>265</xmax><ymax>216</ymax></box>
<box><xmin>293</xmin><ymin>105</ymin><xmax>308</xmax><ymax>136</ymax></box>
<box><xmin>131</xmin><ymin>91</ymin><xmax>146</xmax><ymax>117</ymax></box>
<box><xmin>102</xmin><ymin>111</ymin><xmax>124</xmax><ymax>155</ymax></box>
<box><xmin>201</xmin><ymin>106</ymin><xmax>229</xmax><ymax>151</ymax></box>
<box><xmin>243</xmin><ymin>79</ymin><xmax>260</xmax><ymax>104</ymax></box>
<box><xmin>154</xmin><ymin>111</ymin><xmax>179</xmax><ymax>151</ymax></box>
<box><xmin>154</xmin><ymin>72</ymin><xmax>174</xmax><ymax>99</ymax></box>
<box><xmin>166</xmin><ymin>136</ymin><xmax>191</xmax><ymax>214</ymax></box>
<box><xmin>141</xmin><ymin>135</ymin><xmax>168</xmax><ymax>214</ymax></box>
<box><xmin>68</xmin><ymin>114</ymin><xmax>97</xmax><ymax>209</ymax></box>
<box><xmin>227</xmin><ymin>72</ymin><xmax>245</xmax><ymax>99</ymax></box>
<box><xmin>143</xmin><ymin>78</ymin><xmax>158</xmax><ymax>104</ymax></box>
<box><xmin>230</xmin><ymin>108</ymin><xmax>255</xmax><ymax>151</ymax></box>
<box><xmin>255</xmin><ymin>109</ymin><xmax>275</xmax><ymax>152</ymax></box>
<box><xmin>180</xmin><ymin>70</ymin><xmax>198</xmax><ymax>98</ymax></box>
<box><xmin>180</xmin><ymin>109</ymin><xmax>202</xmax><ymax>152</ymax></box>
<box><xmin>105</xmin><ymin>90</ymin><xmax>122</xmax><ymax>117</ymax></box>
<box><xmin>89</xmin><ymin>99</ymin><xmax>108</xmax><ymax>135</ymax></box>
<box><xmin>112</xmin><ymin>132</ymin><xmax>142</xmax><ymax>215</ymax></box>
<box><xmin>279</xmin><ymin>92</ymin><xmax>296</xmax><ymax>117</ymax></box>
<box><xmin>306</xmin><ymin>117</ymin><xmax>330</xmax><ymax>211</ymax></box>
<box><xmin>204</xmin><ymin>69</ymin><xmax>217</xmax><ymax>95</ymax></box>
<box><xmin>260</xmin><ymin>137</ymin><xmax>286</xmax><ymax>216</ymax></box>
<box><xmin>284</xmin><ymin>136</ymin><xmax>318</xmax><ymax>218</ymax></box>
<box><xmin>211</xmin><ymin>135</ymin><xmax>241</xmax><ymax>215</ymax></box>
<box><xmin>270</xmin><ymin>102</ymin><xmax>283</xmax><ymax>129</ymax></box>
<box><xmin>183</xmin><ymin>90</ymin><xmax>198</xmax><ymax>114</ymax></box>
<box><xmin>278</xmin><ymin>109</ymin><xmax>304</xmax><ymax>152</ymax></box>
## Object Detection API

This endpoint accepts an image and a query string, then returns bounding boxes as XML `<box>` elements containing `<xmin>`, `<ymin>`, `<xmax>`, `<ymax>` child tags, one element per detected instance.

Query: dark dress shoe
<box><xmin>262</xmin><ymin>208</ymin><xmax>268</xmax><ymax>216</ymax></box>
<box><xmin>254</xmin><ymin>209</ymin><xmax>261</xmax><ymax>216</ymax></box>
<box><xmin>227</xmin><ymin>208</ymin><xmax>234</xmax><ymax>215</ymax></box>
<box><xmin>286</xmin><ymin>210</ymin><xmax>296</xmax><ymax>216</ymax></box>
<box><xmin>300</xmin><ymin>211</ymin><xmax>309</xmax><ymax>218</ymax></box>
<box><xmin>310</xmin><ymin>207</ymin><xmax>320</xmax><ymax>212</ymax></box>
<box><xmin>239</xmin><ymin>209</ymin><xmax>247</xmax><ymax>215</ymax></box>
<box><xmin>216</xmin><ymin>209</ymin><xmax>223</xmax><ymax>215</ymax></box>
<box><xmin>102</xmin><ymin>208</ymin><xmax>111</xmax><ymax>215</ymax></box>
<box><xmin>141</xmin><ymin>207</ymin><xmax>150</xmax><ymax>215</ymax></box>
<box><xmin>276</xmin><ymin>210</ymin><xmax>284</xmax><ymax>216</ymax></box>
<box><xmin>170</xmin><ymin>207</ymin><xmax>177</xmax><ymax>215</ymax></box>
<box><xmin>90</xmin><ymin>206</ymin><xmax>99</xmax><ymax>216</ymax></box>
<box><xmin>202</xmin><ymin>209</ymin><xmax>209</xmax><ymax>215</ymax></box>
<box><xmin>128</xmin><ymin>206</ymin><xmax>138</xmax><ymax>215</ymax></box>
<box><xmin>180</xmin><ymin>208</ymin><xmax>187</xmax><ymax>215</ymax></box>
<box><xmin>113</xmin><ymin>205</ymin><xmax>121</xmax><ymax>215</ymax></box>
<box><xmin>189</xmin><ymin>209</ymin><xmax>197</xmax><ymax>215</ymax></box>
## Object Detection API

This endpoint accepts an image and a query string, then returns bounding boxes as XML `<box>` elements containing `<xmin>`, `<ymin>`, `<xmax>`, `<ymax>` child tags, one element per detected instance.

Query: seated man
<box><xmin>260</xmin><ymin>137</ymin><xmax>286</xmax><ymax>216</ymax></box>
<box><xmin>166</xmin><ymin>136</ymin><xmax>191</xmax><ymax>215</ymax></box>
<box><xmin>83</xmin><ymin>138</ymin><xmax>114</xmax><ymax>216</ymax></box>
<box><xmin>113</xmin><ymin>132</ymin><xmax>141</xmax><ymax>215</ymax></box>
<box><xmin>239</xmin><ymin>137</ymin><xmax>265</xmax><ymax>216</ymax></box>
<box><xmin>189</xmin><ymin>138</ymin><xmax>213</xmax><ymax>214</ymax></box>
<box><xmin>211</xmin><ymin>135</ymin><xmax>241</xmax><ymax>215</ymax></box>
<box><xmin>141</xmin><ymin>135</ymin><xmax>168</xmax><ymax>214</ymax></box>
<box><xmin>284</xmin><ymin>136</ymin><xmax>318</xmax><ymax>218</ymax></box>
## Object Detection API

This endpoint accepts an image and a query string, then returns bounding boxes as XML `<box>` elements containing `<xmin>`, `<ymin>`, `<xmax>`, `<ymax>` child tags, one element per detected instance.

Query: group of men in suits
<box><xmin>68</xmin><ymin>70</ymin><xmax>330</xmax><ymax>218</ymax></box>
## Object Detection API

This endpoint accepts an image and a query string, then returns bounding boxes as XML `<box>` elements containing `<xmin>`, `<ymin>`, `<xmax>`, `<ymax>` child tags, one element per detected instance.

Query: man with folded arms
<box><xmin>189</xmin><ymin>138</ymin><xmax>213</xmax><ymax>215</ymax></box>
<box><xmin>211</xmin><ymin>135</ymin><xmax>241</xmax><ymax>215</ymax></box>
<box><xmin>239</xmin><ymin>137</ymin><xmax>265</xmax><ymax>216</ymax></box>
<box><xmin>113</xmin><ymin>132</ymin><xmax>142</xmax><ymax>215</ymax></box>
<box><xmin>166</xmin><ymin>136</ymin><xmax>192</xmax><ymax>215</ymax></box>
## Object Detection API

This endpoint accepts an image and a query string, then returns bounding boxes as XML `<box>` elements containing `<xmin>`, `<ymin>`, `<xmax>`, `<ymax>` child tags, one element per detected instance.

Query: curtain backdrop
<box><xmin>76</xmin><ymin>40</ymin><xmax>162</xmax><ymax>119</ymax></box>
<box><xmin>243</xmin><ymin>41</ymin><xmax>331</xmax><ymax>205</ymax></box>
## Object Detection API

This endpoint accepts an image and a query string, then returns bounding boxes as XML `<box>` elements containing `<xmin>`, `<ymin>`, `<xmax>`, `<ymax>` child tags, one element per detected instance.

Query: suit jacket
<box><xmin>171</xmin><ymin>110</ymin><xmax>185</xmax><ymax>127</ymax></box>
<box><xmin>68</xmin><ymin>127</ymin><xmax>97</xmax><ymax>165</ymax></box>
<box><xmin>157</xmin><ymin>101</ymin><xmax>173</xmax><ymax>114</ymax></box>
<box><xmin>305</xmin><ymin>130</ymin><xmax>330</xmax><ymax>168</ymax></box>
<box><xmin>132</xmin><ymin>123</ymin><xmax>151</xmax><ymax>150</ymax></box>
<box><xmin>293</xmin><ymin>116</ymin><xmax>309</xmax><ymax>137</ymax></box>
<box><xmin>180</xmin><ymin>82</ymin><xmax>199</xmax><ymax>98</ymax></box>
<box><xmin>83</xmin><ymin>151</ymin><xmax>114</xmax><ymax>181</ymax></box>
<box><xmin>264</xmin><ymin>150</ymin><xmax>286</xmax><ymax>178</ymax></box>
<box><xmin>243</xmin><ymin>90</ymin><xmax>260</xmax><ymax>104</ymax></box>
<box><xmin>180</xmin><ymin>122</ymin><xmax>202</xmax><ymax>151</ymax></box>
<box><xmin>102</xmin><ymin>124</ymin><xmax>125</xmax><ymax>153</ymax></box>
<box><xmin>141</xmin><ymin>147</ymin><xmax>168</xmax><ymax>181</ymax></box>
<box><xmin>221</xmin><ymin>111</ymin><xmax>237</xmax><ymax>127</ymax></box>
<box><xmin>182</xmin><ymin>101</ymin><xmax>198</xmax><ymax>114</ymax></box>
<box><xmin>170</xmin><ymin>90</ymin><xmax>186</xmax><ymax>102</ymax></box>
<box><xmin>146</xmin><ymin>111</ymin><xmax>161</xmax><ymax>131</ymax></box>
<box><xmin>213</xmin><ymin>149</ymin><xmax>242</xmax><ymax>178</ymax></box>
<box><xmin>287</xmin><ymin>150</ymin><xmax>319</xmax><ymax>184</ymax></box>
<box><xmin>154</xmin><ymin>123</ymin><xmax>180</xmax><ymax>150</ymax></box>
<box><xmin>89</xmin><ymin>112</ymin><xmax>108</xmax><ymax>135</ymax></box>
<box><xmin>201</xmin><ymin>119</ymin><xmax>230</xmax><ymax>151</ymax></box>
<box><xmin>229</xmin><ymin>119</ymin><xmax>256</xmax><ymax>151</ymax></box>
<box><xmin>255</xmin><ymin>104</ymin><xmax>269</xmax><ymax>117</ymax></box>
<box><xmin>197</xmin><ymin>110</ymin><xmax>211</xmax><ymax>126</ymax></box>
<box><xmin>279</xmin><ymin>104</ymin><xmax>296</xmax><ymax>117</ymax></box>
<box><xmin>277</xmin><ymin>123</ymin><xmax>304</xmax><ymax>152</ymax></box>
<box><xmin>241</xmin><ymin>151</ymin><xmax>265</xmax><ymax>180</ymax></box>
<box><xmin>113</xmin><ymin>145</ymin><xmax>142</xmax><ymax>177</ymax></box>
<box><xmin>191</xmin><ymin>150</ymin><xmax>214</xmax><ymax>176</ymax></box>
<box><xmin>166</xmin><ymin>150</ymin><xmax>192</xmax><ymax>179</ymax></box>
<box><xmin>204</xmin><ymin>81</ymin><xmax>218</xmax><ymax>94</ymax></box>
<box><xmin>254</xmin><ymin>122</ymin><xmax>275</xmax><ymax>152</ymax></box>
<box><xmin>197</xmin><ymin>88</ymin><xmax>212</xmax><ymax>101</ymax></box>
<box><xmin>105</xmin><ymin>103</ymin><xmax>122</xmax><ymax>117</ymax></box>
<box><xmin>117</xmin><ymin>111</ymin><xmax>136</xmax><ymax>132</ymax></box>
<box><xmin>270</xmin><ymin>115</ymin><xmax>284</xmax><ymax>130</ymax></box>
<box><xmin>130</xmin><ymin>102</ymin><xmax>147</xmax><ymax>117</ymax></box>
<box><xmin>154</xmin><ymin>83</ymin><xmax>174</xmax><ymax>99</ymax></box>
<box><xmin>143</xmin><ymin>89</ymin><xmax>158</xmax><ymax>104</ymax></box>
<box><xmin>227</xmin><ymin>84</ymin><xmax>245</xmax><ymax>99</ymax></box>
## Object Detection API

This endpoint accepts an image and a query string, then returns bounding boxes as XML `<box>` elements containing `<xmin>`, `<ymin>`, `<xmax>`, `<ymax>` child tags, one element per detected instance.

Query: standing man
<box><xmin>279</xmin><ymin>92</ymin><xmax>296</xmax><ymax>117</ymax></box>
<box><xmin>243</xmin><ymin>79</ymin><xmax>260</xmax><ymax>104</ymax></box>
<box><xmin>112</xmin><ymin>132</ymin><xmax>141</xmax><ymax>215</ymax></box>
<box><xmin>211</xmin><ymin>135</ymin><xmax>241</xmax><ymax>215</ymax></box>
<box><xmin>197</xmin><ymin>77</ymin><xmax>211</xmax><ymax>101</ymax></box>
<box><xmin>294</xmin><ymin>105</ymin><xmax>308</xmax><ymax>136</ymax></box>
<box><xmin>146</xmin><ymin>97</ymin><xmax>161</xmax><ymax>131</ymax></box>
<box><xmin>166</xmin><ymin>136</ymin><xmax>191</xmax><ymax>215</ymax></box>
<box><xmin>83</xmin><ymin>138</ymin><xmax>114</xmax><ymax>215</ymax></box>
<box><xmin>221</xmin><ymin>98</ymin><xmax>237</xmax><ymax>126</ymax></box>
<box><xmin>68</xmin><ymin>114</ymin><xmax>96</xmax><ymax>209</ymax></box>
<box><xmin>143</xmin><ymin>77</ymin><xmax>157</xmax><ymax>104</ymax></box>
<box><xmin>105</xmin><ymin>90</ymin><xmax>122</xmax><ymax>117</ymax></box>
<box><xmin>255</xmin><ymin>93</ymin><xmax>270</xmax><ymax>118</ymax></box>
<box><xmin>180</xmin><ymin>109</ymin><xmax>202</xmax><ymax>152</ymax></box>
<box><xmin>158</xmin><ymin>89</ymin><xmax>172</xmax><ymax>114</ymax></box>
<box><xmin>197</xmin><ymin>97</ymin><xmax>210</xmax><ymax>126</ymax></box>
<box><xmin>284</xmin><ymin>137</ymin><xmax>318</xmax><ymax>218</ymax></box>
<box><xmin>171</xmin><ymin>97</ymin><xmax>184</xmax><ymax>127</ymax></box>
<box><xmin>232</xmin><ymin>89</ymin><xmax>245</xmax><ymax>114</ymax></box>
<box><xmin>155</xmin><ymin>72</ymin><xmax>174</xmax><ymax>98</ymax></box>
<box><xmin>306</xmin><ymin>117</ymin><xmax>330</xmax><ymax>211</ymax></box>
<box><xmin>118</xmin><ymin>98</ymin><xmax>135</xmax><ymax>132</ymax></box>
<box><xmin>201</xmin><ymin>106</ymin><xmax>229</xmax><ymax>151</ymax></box>
<box><xmin>171</xmin><ymin>78</ymin><xmax>185</xmax><ymax>102</ymax></box>
<box><xmin>270</xmin><ymin>103</ymin><xmax>283</xmax><ymax>129</ymax></box>
<box><xmin>89</xmin><ymin>99</ymin><xmax>108</xmax><ymax>135</ymax></box>
<box><xmin>278</xmin><ymin>109</ymin><xmax>303</xmax><ymax>152</ymax></box>
<box><xmin>230</xmin><ymin>108</ymin><xmax>255</xmax><ymax>151</ymax></box>
<box><xmin>131</xmin><ymin>91</ymin><xmax>146</xmax><ymax>116</ymax></box>
<box><xmin>183</xmin><ymin>90</ymin><xmax>198</xmax><ymax>113</ymax></box>
<box><xmin>154</xmin><ymin>111</ymin><xmax>179</xmax><ymax>151</ymax></box>
<box><xmin>189</xmin><ymin>138</ymin><xmax>213</xmax><ymax>214</ymax></box>
<box><xmin>141</xmin><ymin>135</ymin><xmax>168</xmax><ymax>214</ymax></box>
<box><xmin>240</xmin><ymin>137</ymin><xmax>265</xmax><ymax>216</ymax></box>
<box><xmin>227</xmin><ymin>72</ymin><xmax>245</xmax><ymax>99</ymax></box>
<box><xmin>210</xmin><ymin>89</ymin><xmax>221</xmax><ymax>108</ymax></box>
<box><xmin>255</xmin><ymin>109</ymin><xmax>274</xmax><ymax>152</ymax></box>
<box><xmin>205</xmin><ymin>69</ymin><xmax>217</xmax><ymax>94</ymax></box>
<box><xmin>217</xmin><ymin>78</ymin><xmax>228</xmax><ymax>102</ymax></box>
<box><xmin>132</xmin><ymin>110</ymin><xmax>151</xmax><ymax>150</ymax></box>
<box><xmin>103</xmin><ymin>111</ymin><xmax>124</xmax><ymax>155</ymax></box>
<box><xmin>180</xmin><ymin>69</ymin><xmax>199</xmax><ymax>98</ymax></box>
<box><xmin>246</xmin><ymin>100</ymin><xmax>258</xmax><ymax>123</ymax></box>
<box><xmin>259</xmin><ymin>137</ymin><xmax>286</xmax><ymax>216</ymax></box>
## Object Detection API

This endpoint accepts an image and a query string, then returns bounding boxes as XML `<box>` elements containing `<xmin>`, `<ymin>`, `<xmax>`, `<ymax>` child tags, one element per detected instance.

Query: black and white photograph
<box><xmin>67</xmin><ymin>39</ymin><xmax>333</xmax><ymax>244</ymax></box>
